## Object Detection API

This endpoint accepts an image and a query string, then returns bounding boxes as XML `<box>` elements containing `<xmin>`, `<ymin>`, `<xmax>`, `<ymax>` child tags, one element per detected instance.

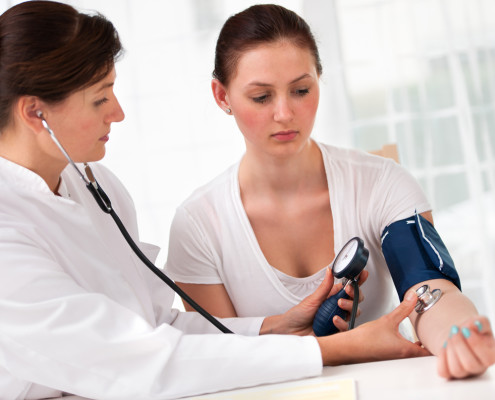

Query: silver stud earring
<box><xmin>225</xmin><ymin>108</ymin><xmax>231</xmax><ymax>114</ymax></box>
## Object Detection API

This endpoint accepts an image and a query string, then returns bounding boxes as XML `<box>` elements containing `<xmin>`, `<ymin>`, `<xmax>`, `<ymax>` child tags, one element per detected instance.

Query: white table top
<box><xmin>186</xmin><ymin>355</ymin><xmax>495</xmax><ymax>400</ymax></box>
<box><xmin>56</xmin><ymin>355</ymin><xmax>495</xmax><ymax>400</ymax></box>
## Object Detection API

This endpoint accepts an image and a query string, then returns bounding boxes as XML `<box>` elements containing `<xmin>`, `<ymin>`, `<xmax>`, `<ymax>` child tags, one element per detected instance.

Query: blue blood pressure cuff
<box><xmin>381</xmin><ymin>213</ymin><xmax>461</xmax><ymax>301</ymax></box>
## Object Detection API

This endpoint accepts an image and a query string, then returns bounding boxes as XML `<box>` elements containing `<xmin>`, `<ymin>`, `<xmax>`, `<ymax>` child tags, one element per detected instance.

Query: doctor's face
<box><xmin>223</xmin><ymin>41</ymin><xmax>320</xmax><ymax>158</ymax></box>
<box><xmin>41</xmin><ymin>67</ymin><xmax>125</xmax><ymax>163</ymax></box>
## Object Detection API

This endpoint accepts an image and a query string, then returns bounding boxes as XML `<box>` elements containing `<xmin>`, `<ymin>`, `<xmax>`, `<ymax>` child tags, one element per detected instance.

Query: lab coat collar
<box><xmin>0</xmin><ymin>156</ymin><xmax>70</xmax><ymax>199</ymax></box>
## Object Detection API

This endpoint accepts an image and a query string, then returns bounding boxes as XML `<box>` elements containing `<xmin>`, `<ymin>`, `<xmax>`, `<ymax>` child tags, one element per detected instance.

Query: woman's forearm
<box><xmin>407</xmin><ymin>279</ymin><xmax>478</xmax><ymax>354</ymax></box>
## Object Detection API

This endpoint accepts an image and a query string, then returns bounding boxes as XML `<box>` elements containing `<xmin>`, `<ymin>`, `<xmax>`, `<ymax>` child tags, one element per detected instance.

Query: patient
<box><xmin>166</xmin><ymin>4</ymin><xmax>495</xmax><ymax>379</ymax></box>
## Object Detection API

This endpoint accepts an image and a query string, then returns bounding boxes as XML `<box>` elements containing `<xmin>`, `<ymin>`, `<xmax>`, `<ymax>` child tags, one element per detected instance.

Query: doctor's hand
<box><xmin>259</xmin><ymin>267</ymin><xmax>367</xmax><ymax>336</ymax></box>
<box><xmin>438</xmin><ymin>316</ymin><xmax>495</xmax><ymax>379</ymax></box>
<box><xmin>317</xmin><ymin>291</ymin><xmax>431</xmax><ymax>366</ymax></box>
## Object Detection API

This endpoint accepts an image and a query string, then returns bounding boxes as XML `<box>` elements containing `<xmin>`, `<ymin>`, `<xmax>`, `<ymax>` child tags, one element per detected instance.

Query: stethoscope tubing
<box><xmin>39</xmin><ymin>112</ymin><xmax>233</xmax><ymax>334</ymax></box>
<box><xmin>87</xmin><ymin>176</ymin><xmax>234</xmax><ymax>334</ymax></box>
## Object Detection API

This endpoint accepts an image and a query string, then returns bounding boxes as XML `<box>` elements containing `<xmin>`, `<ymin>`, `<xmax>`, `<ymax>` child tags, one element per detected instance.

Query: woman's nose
<box><xmin>273</xmin><ymin>96</ymin><xmax>294</xmax><ymax>123</ymax></box>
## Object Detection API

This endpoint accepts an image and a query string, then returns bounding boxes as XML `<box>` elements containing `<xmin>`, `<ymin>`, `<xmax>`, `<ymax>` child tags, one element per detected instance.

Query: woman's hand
<box><xmin>331</xmin><ymin>271</ymin><xmax>368</xmax><ymax>331</ymax></box>
<box><xmin>260</xmin><ymin>267</ymin><xmax>368</xmax><ymax>335</ymax></box>
<box><xmin>438</xmin><ymin>316</ymin><xmax>495</xmax><ymax>379</ymax></box>
<box><xmin>317</xmin><ymin>291</ymin><xmax>431</xmax><ymax>366</ymax></box>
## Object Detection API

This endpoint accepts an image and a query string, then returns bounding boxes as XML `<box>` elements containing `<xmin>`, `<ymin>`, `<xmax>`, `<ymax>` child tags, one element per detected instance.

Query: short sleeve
<box><xmin>370</xmin><ymin>159</ymin><xmax>432</xmax><ymax>233</ymax></box>
<box><xmin>165</xmin><ymin>206</ymin><xmax>223</xmax><ymax>284</ymax></box>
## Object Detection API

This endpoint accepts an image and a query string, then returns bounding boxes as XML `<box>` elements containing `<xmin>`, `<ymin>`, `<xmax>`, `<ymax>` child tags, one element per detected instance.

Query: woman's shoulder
<box><xmin>317</xmin><ymin>141</ymin><xmax>399</xmax><ymax>173</ymax></box>
<box><xmin>178</xmin><ymin>163</ymin><xmax>239</xmax><ymax>210</ymax></box>
<box><xmin>169</xmin><ymin>163</ymin><xmax>241</xmax><ymax>237</ymax></box>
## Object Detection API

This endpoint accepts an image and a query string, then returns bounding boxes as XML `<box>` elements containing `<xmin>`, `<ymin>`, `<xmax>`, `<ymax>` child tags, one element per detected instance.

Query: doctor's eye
<box><xmin>93</xmin><ymin>97</ymin><xmax>109</xmax><ymax>107</ymax></box>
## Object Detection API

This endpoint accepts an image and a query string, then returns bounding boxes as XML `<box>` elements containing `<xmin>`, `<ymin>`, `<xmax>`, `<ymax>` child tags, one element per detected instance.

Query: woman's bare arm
<box><xmin>176</xmin><ymin>282</ymin><xmax>238</xmax><ymax>318</ymax></box>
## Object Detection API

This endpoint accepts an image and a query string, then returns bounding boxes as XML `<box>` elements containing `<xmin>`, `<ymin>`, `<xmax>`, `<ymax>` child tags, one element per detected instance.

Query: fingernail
<box><xmin>474</xmin><ymin>320</ymin><xmax>482</xmax><ymax>332</ymax></box>
<box><xmin>462</xmin><ymin>327</ymin><xmax>471</xmax><ymax>339</ymax></box>
<box><xmin>449</xmin><ymin>325</ymin><xmax>459</xmax><ymax>337</ymax></box>
<box><xmin>405</xmin><ymin>291</ymin><xmax>416</xmax><ymax>301</ymax></box>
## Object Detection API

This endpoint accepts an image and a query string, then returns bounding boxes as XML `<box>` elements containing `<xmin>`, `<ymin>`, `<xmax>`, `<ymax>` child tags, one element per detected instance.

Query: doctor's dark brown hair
<box><xmin>213</xmin><ymin>4</ymin><xmax>322</xmax><ymax>87</ymax></box>
<box><xmin>0</xmin><ymin>0</ymin><xmax>123</xmax><ymax>131</ymax></box>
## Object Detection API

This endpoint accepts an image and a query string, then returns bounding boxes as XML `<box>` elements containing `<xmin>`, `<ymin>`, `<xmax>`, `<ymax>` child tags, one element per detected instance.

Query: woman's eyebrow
<box><xmin>247</xmin><ymin>73</ymin><xmax>312</xmax><ymax>87</ymax></box>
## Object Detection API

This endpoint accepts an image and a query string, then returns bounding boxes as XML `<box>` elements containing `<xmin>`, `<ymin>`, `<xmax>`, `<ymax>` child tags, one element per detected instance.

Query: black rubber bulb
<box><xmin>313</xmin><ymin>287</ymin><xmax>350</xmax><ymax>336</ymax></box>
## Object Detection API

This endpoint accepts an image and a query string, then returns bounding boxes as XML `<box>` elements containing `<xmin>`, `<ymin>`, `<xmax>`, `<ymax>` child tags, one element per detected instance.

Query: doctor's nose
<box><xmin>107</xmin><ymin>97</ymin><xmax>125</xmax><ymax>124</ymax></box>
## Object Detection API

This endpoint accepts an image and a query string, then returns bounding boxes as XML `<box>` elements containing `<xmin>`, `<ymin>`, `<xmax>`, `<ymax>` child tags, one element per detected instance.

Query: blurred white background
<box><xmin>2</xmin><ymin>0</ymin><xmax>494</xmax><ymax>321</ymax></box>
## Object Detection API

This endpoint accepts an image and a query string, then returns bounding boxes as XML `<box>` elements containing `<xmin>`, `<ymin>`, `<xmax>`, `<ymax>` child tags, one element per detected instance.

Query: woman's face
<box><xmin>41</xmin><ymin>67</ymin><xmax>124</xmax><ymax>163</ymax></box>
<box><xmin>224</xmin><ymin>41</ymin><xmax>320</xmax><ymax>158</ymax></box>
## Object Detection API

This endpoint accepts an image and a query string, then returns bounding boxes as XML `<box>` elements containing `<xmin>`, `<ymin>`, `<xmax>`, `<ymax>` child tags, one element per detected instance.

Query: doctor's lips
<box><xmin>99</xmin><ymin>133</ymin><xmax>110</xmax><ymax>142</ymax></box>
<box><xmin>271</xmin><ymin>130</ymin><xmax>298</xmax><ymax>141</ymax></box>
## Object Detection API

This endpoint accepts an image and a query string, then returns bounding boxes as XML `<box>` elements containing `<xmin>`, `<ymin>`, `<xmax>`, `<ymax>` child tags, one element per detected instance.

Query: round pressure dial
<box><xmin>333</xmin><ymin>237</ymin><xmax>369</xmax><ymax>280</ymax></box>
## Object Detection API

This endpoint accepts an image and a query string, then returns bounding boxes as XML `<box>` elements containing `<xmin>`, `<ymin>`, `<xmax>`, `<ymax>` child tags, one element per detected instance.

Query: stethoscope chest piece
<box><xmin>415</xmin><ymin>284</ymin><xmax>442</xmax><ymax>313</ymax></box>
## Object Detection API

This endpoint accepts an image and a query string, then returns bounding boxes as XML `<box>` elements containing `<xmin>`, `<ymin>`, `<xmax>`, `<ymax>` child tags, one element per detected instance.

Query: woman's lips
<box><xmin>99</xmin><ymin>134</ymin><xmax>109</xmax><ymax>142</ymax></box>
<box><xmin>271</xmin><ymin>130</ymin><xmax>298</xmax><ymax>141</ymax></box>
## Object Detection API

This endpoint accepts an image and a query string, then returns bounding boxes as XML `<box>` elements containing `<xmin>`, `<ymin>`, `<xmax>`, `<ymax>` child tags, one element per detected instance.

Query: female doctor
<box><xmin>165</xmin><ymin>4</ymin><xmax>495</xmax><ymax>380</ymax></box>
<box><xmin>0</xmin><ymin>1</ymin><xmax>432</xmax><ymax>399</ymax></box>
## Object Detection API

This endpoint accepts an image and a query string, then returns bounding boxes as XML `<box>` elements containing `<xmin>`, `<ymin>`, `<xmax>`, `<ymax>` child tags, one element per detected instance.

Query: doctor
<box><xmin>0</xmin><ymin>1</ymin><xmax>430</xmax><ymax>399</ymax></box>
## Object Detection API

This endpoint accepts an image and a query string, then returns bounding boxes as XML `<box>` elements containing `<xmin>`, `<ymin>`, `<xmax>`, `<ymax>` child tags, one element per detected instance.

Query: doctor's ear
<box><xmin>211</xmin><ymin>79</ymin><xmax>232</xmax><ymax>115</ymax></box>
<box><xmin>15</xmin><ymin>96</ymin><xmax>46</xmax><ymax>132</ymax></box>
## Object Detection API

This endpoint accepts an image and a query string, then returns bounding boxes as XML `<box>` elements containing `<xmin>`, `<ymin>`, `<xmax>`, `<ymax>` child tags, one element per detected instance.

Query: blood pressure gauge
<box><xmin>313</xmin><ymin>237</ymin><xmax>369</xmax><ymax>337</ymax></box>
<box><xmin>333</xmin><ymin>237</ymin><xmax>369</xmax><ymax>280</ymax></box>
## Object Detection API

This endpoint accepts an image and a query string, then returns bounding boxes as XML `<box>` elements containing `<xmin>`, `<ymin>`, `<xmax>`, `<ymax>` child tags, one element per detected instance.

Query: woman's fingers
<box><xmin>333</xmin><ymin>315</ymin><xmax>349</xmax><ymax>332</ymax></box>
<box><xmin>438</xmin><ymin>317</ymin><xmax>495</xmax><ymax>379</ymax></box>
<box><xmin>446</xmin><ymin>326</ymin><xmax>484</xmax><ymax>378</ymax></box>
<box><xmin>309</xmin><ymin>267</ymin><xmax>335</xmax><ymax>305</ymax></box>
<box><xmin>344</xmin><ymin>282</ymin><xmax>364</xmax><ymax>303</ymax></box>
<box><xmin>338</xmin><ymin>298</ymin><xmax>361</xmax><ymax>317</ymax></box>
<box><xmin>357</xmin><ymin>270</ymin><xmax>369</xmax><ymax>286</ymax></box>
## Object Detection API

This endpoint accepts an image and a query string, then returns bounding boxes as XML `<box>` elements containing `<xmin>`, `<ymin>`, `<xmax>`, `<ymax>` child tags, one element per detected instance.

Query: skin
<box><xmin>175</xmin><ymin>40</ymin><xmax>495</xmax><ymax>375</ymax></box>
<box><xmin>0</xmin><ymin>67</ymin><xmax>124</xmax><ymax>191</ymax></box>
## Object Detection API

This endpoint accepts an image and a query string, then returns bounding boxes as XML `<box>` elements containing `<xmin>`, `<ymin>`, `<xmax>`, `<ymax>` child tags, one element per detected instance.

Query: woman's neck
<box><xmin>239</xmin><ymin>139</ymin><xmax>326</xmax><ymax>197</ymax></box>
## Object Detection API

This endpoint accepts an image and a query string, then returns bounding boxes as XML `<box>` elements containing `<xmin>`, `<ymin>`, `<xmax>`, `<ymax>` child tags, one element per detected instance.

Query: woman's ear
<box><xmin>211</xmin><ymin>79</ymin><xmax>232</xmax><ymax>114</ymax></box>
<box><xmin>14</xmin><ymin>96</ymin><xmax>45</xmax><ymax>134</ymax></box>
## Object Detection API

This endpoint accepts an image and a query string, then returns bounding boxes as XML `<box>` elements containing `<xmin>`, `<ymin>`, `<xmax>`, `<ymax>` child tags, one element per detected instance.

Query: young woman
<box><xmin>0</xmin><ymin>2</ymin><xmax>433</xmax><ymax>399</ymax></box>
<box><xmin>166</xmin><ymin>4</ymin><xmax>495</xmax><ymax>379</ymax></box>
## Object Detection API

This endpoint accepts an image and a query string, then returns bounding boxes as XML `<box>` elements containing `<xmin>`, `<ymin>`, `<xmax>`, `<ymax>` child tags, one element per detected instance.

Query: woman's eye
<box><xmin>252</xmin><ymin>94</ymin><xmax>270</xmax><ymax>104</ymax></box>
<box><xmin>93</xmin><ymin>97</ymin><xmax>109</xmax><ymax>107</ymax></box>
<box><xmin>294</xmin><ymin>88</ymin><xmax>309</xmax><ymax>96</ymax></box>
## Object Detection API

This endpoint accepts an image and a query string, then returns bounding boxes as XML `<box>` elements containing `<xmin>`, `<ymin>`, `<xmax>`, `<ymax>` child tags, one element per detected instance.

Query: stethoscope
<box><xmin>312</xmin><ymin>237</ymin><xmax>443</xmax><ymax>336</ymax></box>
<box><xmin>38</xmin><ymin>111</ymin><xmax>442</xmax><ymax>336</ymax></box>
<box><xmin>37</xmin><ymin>111</ymin><xmax>233</xmax><ymax>334</ymax></box>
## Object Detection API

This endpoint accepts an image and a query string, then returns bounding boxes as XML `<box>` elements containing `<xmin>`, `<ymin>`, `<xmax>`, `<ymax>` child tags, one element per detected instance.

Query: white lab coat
<box><xmin>0</xmin><ymin>157</ymin><xmax>322</xmax><ymax>400</ymax></box>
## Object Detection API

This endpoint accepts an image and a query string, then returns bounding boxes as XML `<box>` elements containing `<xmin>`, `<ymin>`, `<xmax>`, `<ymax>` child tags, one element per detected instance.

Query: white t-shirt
<box><xmin>166</xmin><ymin>143</ymin><xmax>431</xmax><ymax>325</ymax></box>
<box><xmin>0</xmin><ymin>156</ymin><xmax>322</xmax><ymax>400</ymax></box>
